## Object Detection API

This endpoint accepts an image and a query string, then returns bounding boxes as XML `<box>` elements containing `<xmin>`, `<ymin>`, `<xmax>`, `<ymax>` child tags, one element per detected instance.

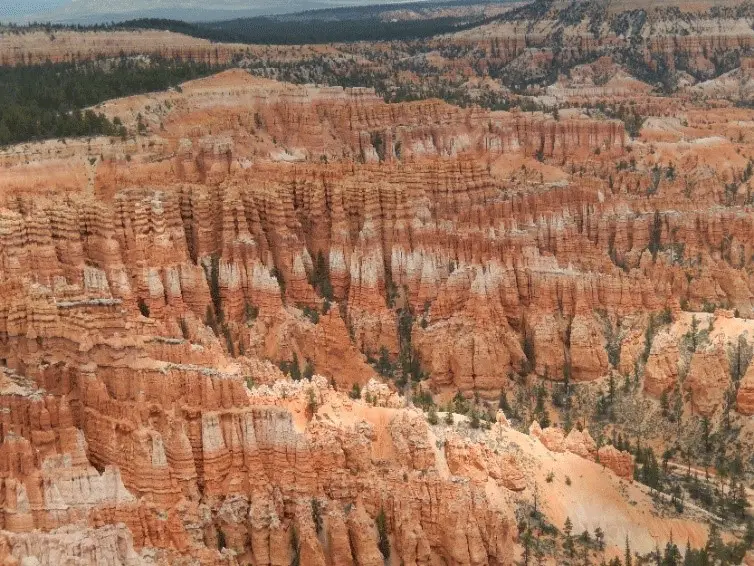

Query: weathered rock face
<box><xmin>0</xmin><ymin>525</ymin><xmax>144</xmax><ymax>566</ymax></box>
<box><xmin>564</xmin><ymin>428</ymin><xmax>597</xmax><ymax>459</ymax></box>
<box><xmin>737</xmin><ymin>363</ymin><xmax>754</xmax><ymax>416</ymax></box>
<box><xmin>597</xmin><ymin>445</ymin><xmax>635</xmax><ymax>481</ymax></box>
<box><xmin>444</xmin><ymin>430</ymin><xmax>526</xmax><ymax>491</ymax></box>
<box><xmin>0</xmin><ymin>70</ymin><xmax>635</xmax><ymax>398</ymax></box>
<box><xmin>529</xmin><ymin>421</ymin><xmax>566</xmax><ymax>453</ymax></box>
<box><xmin>684</xmin><ymin>349</ymin><xmax>730</xmax><ymax>417</ymax></box>
<box><xmin>2</xmin><ymin>22</ymin><xmax>754</xmax><ymax>560</ymax></box>
<box><xmin>0</xmin><ymin>348</ymin><xmax>519</xmax><ymax>566</ymax></box>
<box><xmin>0</xmin><ymin>30</ymin><xmax>247</xmax><ymax>66</ymax></box>
<box><xmin>0</xmin><ymin>67</ymin><xmax>752</xmax><ymax>413</ymax></box>
<box><xmin>643</xmin><ymin>330</ymin><xmax>681</xmax><ymax>397</ymax></box>
<box><xmin>530</xmin><ymin>422</ymin><xmax>633</xmax><ymax>480</ymax></box>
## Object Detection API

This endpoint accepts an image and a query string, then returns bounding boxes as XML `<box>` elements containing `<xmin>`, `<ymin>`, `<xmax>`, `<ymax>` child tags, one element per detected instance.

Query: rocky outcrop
<box><xmin>0</xmin><ymin>525</ymin><xmax>144</xmax><ymax>566</ymax></box>
<box><xmin>643</xmin><ymin>330</ymin><xmax>681</xmax><ymax>397</ymax></box>
<box><xmin>529</xmin><ymin>420</ymin><xmax>633</xmax><ymax>480</ymax></box>
<box><xmin>529</xmin><ymin>421</ymin><xmax>565</xmax><ymax>453</ymax></box>
<box><xmin>0</xmin><ymin>38</ymin><xmax>753</xmax><ymax>562</ymax></box>
<box><xmin>684</xmin><ymin>349</ymin><xmax>730</xmax><ymax>417</ymax></box>
<box><xmin>564</xmin><ymin>428</ymin><xmax>597</xmax><ymax>459</ymax></box>
<box><xmin>0</xmin><ymin>353</ymin><xmax>517</xmax><ymax>566</ymax></box>
<box><xmin>597</xmin><ymin>445</ymin><xmax>634</xmax><ymax>481</ymax></box>
<box><xmin>736</xmin><ymin>362</ymin><xmax>754</xmax><ymax>416</ymax></box>
<box><xmin>0</xmin><ymin>30</ymin><xmax>247</xmax><ymax>66</ymax></box>
<box><xmin>443</xmin><ymin>431</ymin><xmax>526</xmax><ymax>491</ymax></box>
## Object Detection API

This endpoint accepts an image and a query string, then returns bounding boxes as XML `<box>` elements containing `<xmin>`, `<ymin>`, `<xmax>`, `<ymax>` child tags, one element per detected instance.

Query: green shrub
<box><xmin>311</xmin><ymin>499</ymin><xmax>323</xmax><ymax>534</ymax></box>
<box><xmin>376</xmin><ymin>507</ymin><xmax>390</xmax><ymax>560</ymax></box>
<box><xmin>137</xmin><ymin>298</ymin><xmax>150</xmax><ymax>318</ymax></box>
<box><xmin>349</xmin><ymin>383</ymin><xmax>361</xmax><ymax>400</ymax></box>
<box><xmin>427</xmin><ymin>405</ymin><xmax>438</xmax><ymax>425</ymax></box>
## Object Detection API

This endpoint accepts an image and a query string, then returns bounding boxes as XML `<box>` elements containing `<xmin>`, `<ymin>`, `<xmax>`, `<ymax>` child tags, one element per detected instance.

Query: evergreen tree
<box><xmin>683</xmin><ymin>541</ymin><xmax>693</xmax><ymax>566</ymax></box>
<box><xmin>728</xmin><ymin>334</ymin><xmax>752</xmax><ymax>382</ymax></box>
<box><xmin>705</xmin><ymin>523</ymin><xmax>722</xmax><ymax>558</ymax></box>
<box><xmin>744</xmin><ymin>519</ymin><xmax>754</xmax><ymax>546</ymax></box>
<box><xmin>469</xmin><ymin>408</ymin><xmax>480</xmax><ymax>429</ymax></box>
<box><xmin>349</xmin><ymin>383</ymin><xmax>361</xmax><ymax>399</ymax></box>
<box><xmin>0</xmin><ymin>57</ymin><xmax>221</xmax><ymax>147</ymax></box>
<box><xmin>311</xmin><ymin>498</ymin><xmax>323</xmax><ymax>534</ymax></box>
<box><xmin>376</xmin><ymin>506</ymin><xmax>390</xmax><ymax>560</ymax></box>
<box><xmin>444</xmin><ymin>407</ymin><xmax>454</xmax><ymax>425</ymax></box>
<box><xmin>564</xmin><ymin>517</ymin><xmax>575</xmax><ymax>558</ymax></box>
<box><xmin>303</xmin><ymin>360</ymin><xmax>315</xmax><ymax>381</ymax></box>
<box><xmin>375</xmin><ymin>347</ymin><xmax>394</xmax><ymax>377</ymax></box>
<box><xmin>427</xmin><ymin>404</ymin><xmax>438</xmax><ymax>425</ymax></box>
<box><xmin>290</xmin><ymin>526</ymin><xmax>300</xmax><ymax>566</ymax></box>
<box><xmin>290</xmin><ymin>353</ymin><xmax>302</xmax><ymax>381</ymax></box>
<box><xmin>217</xmin><ymin>527</ymin><xmax>226</xmax><ymax>550</ymax></box>
<box><xmin>649</xmin><ymin>211</ymin><xmax>662</xmax><ymax>259</ymax></box>
<box><xmin>522</xmin><ymin>528</ymin><xmax>533</xmax><ymax>566</ymax></box>
<box><xmin>582</xmin><ymin>544</ymin><xmax>591</xmax><ymax>566</ymax></box>
<box><xmin>535</xmin><ymin>534</ymin><xmax>546</xmax><ymax>566</ymax></box>
<box><xmin>663</xmin><ymin>539</ymin><xmax>681</xmax><ymax>566</ymax></box>
<box><xmin>594</xmin><ymin>527</ymin><xmax>605</xmax><ymax>552</ymax></box>
<box><xmin>311</xmin><ymin>251</ymin><xmax>334</xmax><ymax>301</ymax></box>
<box><xmin>499</xmin><ymin>390</ymin><xmax>511</xmax><ymax>413</ymax></box>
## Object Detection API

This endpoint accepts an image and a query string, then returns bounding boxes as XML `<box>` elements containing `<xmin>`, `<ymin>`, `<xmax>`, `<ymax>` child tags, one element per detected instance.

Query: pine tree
<box><xmin>290</xmin><ymin>526</ymin><xmax>300</xmax><ymax>566</ymax></box>
<box><xmin>522</xmin><ymin>528</ymin><xmax>533</xmax><ymax>566</ymax></box>
<box><xmin>660</xmin><ymin>390</ymin><xmax>670</xmax><ymax>417</ymax></box>
<box><xmin>311</xmin><ymin>251</ymin><xmax>334</xmax><ymax>301</ymax></box>
<box><xmin>311</xmin><ymin>498</ymin><xmax>323</xmax><ymax>534</ymax></box>
<box><xmin>625</xmin><ymin>536</ymin><xmax>632</xmax><ymax>566</ymax></box>
<box><xmin>217</xmin><ymin>527</ymin><xmax>227</xmax><ymax>550</ymax></box>
<box><xmin>705</xmin><ymin>523</ymin><xmax>722</xmax><ymax>558</ymax></box>
<box><xmin>469</xmin><ymin>408</ymin><xmax>480</xmax><ymax>429</ymax></box>
<box><xmin>304</xmin><ymin>360</ymin><xmax>315</xmax><ymax>381</ymax></box>
<box><xmin>582</xmin><ymin>543</ymin><xmax>591</xmax><ymax>566</ymax></box>
<box><xmin>594</xmin><ymin>527</ymin><xmax>605</xmax><ymax>551</ymax></box>
<box><xmin>376</xmin><ymin>507</ymin><xmax>390</xmax><ymax>560</ymax></box>
<box><xmin>744</xmin><ymin>518</ymin><xmax>754</xmax><ymax>546</ymax></box>
<box><xmin>701</xmin><ymin>417</ymin><xmax>711</xmax><ymax>454</ymax></box>
<box><xmin>499</xmin><ymin>391</ymin><xmax>511</xmax><ymax>413</ymax></box>
<box><xmin>535</xmin><ymin>534</ymin><xmax>546</xmax><ymax>566</ymax></box>
<box><xmin>427</xmin><ymin>404</ymin><xmax>438</xmax><ymax>425</ymax></box>
<box><xmin>307</xmin><ymin>388</ymin><xmax>318</xmax><ymax>416</ymax></box>
<box><xmin>290</xmin><ymin>353</ymin><xmax>302</xmax><ymax>381</ymax></box>
<box><xmin>649</xmin><ymin>210</ymin><xmax>662</xmax><ymax>259</ymax></box>
<box><xmin>204</xmin><ymin>304</ymin><xmax>217</xmax><ymax>333</ymax></box>
<box><xmin>564</xmin><ymin>517</ymin><xmax>575</xmax><ymax>558</ymax></box>
<box><xmin>349</xmin><ymin>383</ymin><xmax>361</xmax><ymax>400</ymax></box>
<box><xmin>444</xmin><ymin>407</ymin><xmax>454</xmax><ymax>425</ymax></box>
<box><xmin>728</xmin><ymin>334</ymin><xmax>752</xmax><ymax>382</ymax></box>
<box><xmin>662</xmin><ymin>535</ymin><xmax>681</xmax><ymax>566</ymax></box>
<box><xmin>688</xmin><ymin>316</ymin><xmax>699</xmax><ymax>352</ymax></box>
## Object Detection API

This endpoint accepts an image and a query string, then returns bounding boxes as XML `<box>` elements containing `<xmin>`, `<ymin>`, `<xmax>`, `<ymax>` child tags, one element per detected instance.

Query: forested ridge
<box><xmin>116</xmin><ymin>15</ymin><xmax>492</xmax><ymax>45</ymax></box>
<box><xmin>0</xmin><ymin>0</ymin><xmax>510</xmax><ymax>46</ymax></box>
<box><xmin>0</xmin><ymin>57</ymin><xmax>225</xmax><ymax>146</ymax></box>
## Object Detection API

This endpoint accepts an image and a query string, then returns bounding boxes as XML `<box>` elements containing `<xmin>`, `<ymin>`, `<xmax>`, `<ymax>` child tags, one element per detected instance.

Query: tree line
<box><xmin>0</xmin><ymin>56</ymin><xmax>224</xmax><ymax>146</ymax></box>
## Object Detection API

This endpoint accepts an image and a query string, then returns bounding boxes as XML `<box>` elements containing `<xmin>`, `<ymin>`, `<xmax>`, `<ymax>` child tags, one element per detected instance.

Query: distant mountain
<box><xmin>10</xmin><ymin>0</ymin><xmax>435</xmax><ymax>23</ymax></box>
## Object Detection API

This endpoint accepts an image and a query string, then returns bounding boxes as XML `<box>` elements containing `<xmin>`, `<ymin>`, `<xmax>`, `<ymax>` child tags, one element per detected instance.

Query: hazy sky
<box><xmin>1</xmin><ymin>0</ymin><xmax>65</xmax><ymax>18</ymax></box>
<box><xmin>0</xmin><ymin>0</ymin><xmax>424</xmax><ymax>21</ymax></box>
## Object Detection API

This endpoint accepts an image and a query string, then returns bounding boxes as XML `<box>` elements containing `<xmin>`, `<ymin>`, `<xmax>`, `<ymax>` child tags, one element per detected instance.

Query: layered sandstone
<box><xmin>0</xmin><ymin>29</ymin><xmax>750</xmax><ymax>562</ymax></box>
<box><xmin>0</xmin><ymin>30</ymin><xmax>248</xmax><ymax>66</ymax></box>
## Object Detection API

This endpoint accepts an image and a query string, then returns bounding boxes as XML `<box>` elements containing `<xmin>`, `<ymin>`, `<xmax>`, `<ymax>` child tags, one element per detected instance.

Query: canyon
<box><xmin>0</xmin><ymin>1</ymin><xmax>754</xmax><ymax>564</ymax></box>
